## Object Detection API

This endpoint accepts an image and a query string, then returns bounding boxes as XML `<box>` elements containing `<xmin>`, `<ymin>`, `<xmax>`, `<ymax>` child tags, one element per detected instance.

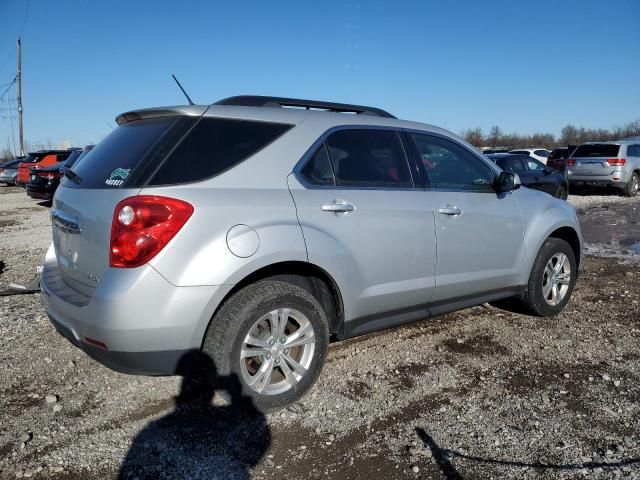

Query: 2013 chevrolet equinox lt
<box><xmin>41</xmin><ymin>96</ymin><xmax>581</xmax><ymax>410</ymax></box>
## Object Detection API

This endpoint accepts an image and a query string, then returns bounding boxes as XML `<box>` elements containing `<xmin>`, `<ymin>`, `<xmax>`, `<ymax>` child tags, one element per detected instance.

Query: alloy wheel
<box><xmin>240</xmin><ymin>308</ymin><xmax>316</xmax><ymax>395</ymax></box>
<box><xmin>542</xmin><ymin>253</ymin><xmax>571</xmax><ymax>306</ymax></box>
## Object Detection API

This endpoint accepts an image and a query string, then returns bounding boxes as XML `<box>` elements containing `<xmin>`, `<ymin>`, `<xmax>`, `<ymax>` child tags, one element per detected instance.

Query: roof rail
<box><xmin>214</xmin><ymin>95</ymin><xmax>396</xmax><ymax>119</ymax></box>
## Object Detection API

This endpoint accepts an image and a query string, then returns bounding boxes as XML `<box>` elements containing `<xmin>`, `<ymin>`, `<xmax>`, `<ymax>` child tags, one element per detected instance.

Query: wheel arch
<box><xmin>548</xmin><ymin>226</ymin><xmax>581</xmax><ymax>270</ymax></box>
<box><xmin>203</xmin><ymin>261</ymin><xmax>345</xmax><ymax>345</ymax></box>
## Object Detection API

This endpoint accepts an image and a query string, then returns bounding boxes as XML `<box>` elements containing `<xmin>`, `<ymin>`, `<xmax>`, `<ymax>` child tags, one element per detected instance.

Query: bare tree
<box><xmin>488</xmin><ymin>126</ymin><xmax>502</xmax><ymax>147</ymax></box>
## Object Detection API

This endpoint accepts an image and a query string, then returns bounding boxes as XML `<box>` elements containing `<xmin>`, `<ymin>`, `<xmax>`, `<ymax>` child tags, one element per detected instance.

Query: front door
<box><xmin>407</xmin><ymin>133</ymin><xmax>524</xmax><ymax>302</ymax></box>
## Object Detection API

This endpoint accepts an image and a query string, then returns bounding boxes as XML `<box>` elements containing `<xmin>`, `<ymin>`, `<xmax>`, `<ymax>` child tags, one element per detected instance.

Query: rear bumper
<box><xmin>47</xmin><ymin>314</ymin><xmax>191</xmax><ymax>374</ymax></box>
<box><xmin>567</xmin><ymin>171</ymin><xmax>629</xmax><ymax>189</ymax></box>
<box><xmin>40</xmin><ymin>245</ymin><xmax>232</xmax><ymax>375</ymax></box>
<box><xmin>26</xmin><ymin>184</ymin><xmax>54</xmax><ymax>200</ymax></box>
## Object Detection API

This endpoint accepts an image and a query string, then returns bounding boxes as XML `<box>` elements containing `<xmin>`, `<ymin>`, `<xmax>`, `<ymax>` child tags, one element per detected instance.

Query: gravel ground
<box><xmin>0</xmin><ymin>185</ymin><xmax>639</xmax><ymax>479</ymax></box>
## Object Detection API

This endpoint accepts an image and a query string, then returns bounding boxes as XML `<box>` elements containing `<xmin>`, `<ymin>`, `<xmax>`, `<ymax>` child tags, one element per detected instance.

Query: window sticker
<box><xmin>105</xmin><ymin>168</ymin><xmax>131</xmax><ymax>186</ymax></box>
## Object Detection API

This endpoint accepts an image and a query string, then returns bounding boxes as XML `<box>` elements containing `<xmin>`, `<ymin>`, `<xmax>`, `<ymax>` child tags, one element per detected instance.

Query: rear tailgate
<box><xmin>570</xmin><ymin>144</ymin><xmax>621</xmax><ymax>177</ymax></box>
<box><xmin>50</xmin><ymin>108</ymin><xmax>205</xmax><ymax>296</ymax></box>
<box><xmin>52</xmin><ymin>188</ymin><xmax>142</xmax><ymax>295</ymax></box>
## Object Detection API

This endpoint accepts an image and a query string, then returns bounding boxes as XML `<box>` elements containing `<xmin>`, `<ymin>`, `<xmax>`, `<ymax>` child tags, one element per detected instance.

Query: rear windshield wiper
<box><xmin>63</xmin><ymin>167</ymin><xmax>82</xmax><ymax>184</ymax></box>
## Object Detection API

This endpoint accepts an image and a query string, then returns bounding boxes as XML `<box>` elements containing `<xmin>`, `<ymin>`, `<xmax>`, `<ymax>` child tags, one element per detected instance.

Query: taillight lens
<box><xmin>567</xmin><ymin>159</ymin><xmax>576</xmax><ymax>167</ymax></box>
<box><xmin>38</xmin><ymin>171</ymin><xmax>60</xmax><ymax>179</ymax></box>
<box><xmin>607</xmin><ymin>158</ymin><xmax>626</xmax><ymax>166</ymax></box>
<box><xmin>110</xmin><ymin>196</ymin><xmax>194</xmax><ymax>268</ymax></box>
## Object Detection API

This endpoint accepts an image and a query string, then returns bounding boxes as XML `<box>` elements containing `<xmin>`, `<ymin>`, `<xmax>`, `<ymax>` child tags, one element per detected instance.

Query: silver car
<box><xmin>41</xmin><ymin>96</ymin><xmax>582</xmax><ymax>410</ymax></box>
<box><xmin>0</xmin><ymin>159</ymin><xmax>22</xmax><ymax>185</ymax></box>
<box><xmin>567</xmin><ymin>140</ymin><xmax>640</xmax><ymax>196</ymax></box>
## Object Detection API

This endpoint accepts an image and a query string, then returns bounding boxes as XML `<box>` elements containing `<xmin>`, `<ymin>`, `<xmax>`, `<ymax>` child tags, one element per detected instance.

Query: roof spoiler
<box><xmin>214</xmin><ymin>95</ymin><xmax>396</xmax><ymax>118</ymax></box>
<box><xmin>115</xmin><ymin>105</ymin><xmax>208</xmax><ymax>125</ymax></box>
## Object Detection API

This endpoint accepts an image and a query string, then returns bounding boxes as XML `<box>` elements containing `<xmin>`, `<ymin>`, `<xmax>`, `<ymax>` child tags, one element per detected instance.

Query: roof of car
<box><xmin>115</xmin><ymin>100</ymin><xmax>462</xmax><ymax>145</ymax></box>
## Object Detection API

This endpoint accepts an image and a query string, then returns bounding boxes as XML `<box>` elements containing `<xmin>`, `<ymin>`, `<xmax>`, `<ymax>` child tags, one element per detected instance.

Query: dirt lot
<box><xmin>1</xmin><ymin>185</ymin><xmax>639</xmax><ymax>479</ymax></box>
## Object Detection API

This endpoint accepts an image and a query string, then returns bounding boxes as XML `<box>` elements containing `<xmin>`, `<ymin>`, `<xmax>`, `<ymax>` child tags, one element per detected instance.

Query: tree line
<box><xmin>462</xmin><ymin>119</ymin><xmax>640</xmax><ymax>149</ymax></box>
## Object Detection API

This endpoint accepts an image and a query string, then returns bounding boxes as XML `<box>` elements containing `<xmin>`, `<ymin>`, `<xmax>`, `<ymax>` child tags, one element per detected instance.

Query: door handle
<box><xmin>438</xmin><ymin>206</ymin><xmax>463</xmax><ymax>216</ymax></box>
<box><xmin>321</xmin><ymin>201</ymin><xmax>355</xmax><ymax>213</ymax></box>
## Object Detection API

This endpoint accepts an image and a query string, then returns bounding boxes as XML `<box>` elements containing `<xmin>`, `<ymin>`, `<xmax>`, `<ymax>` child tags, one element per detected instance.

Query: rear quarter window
<box><xmin>62</xmin><ymin>117</ymin><xmax>182</xmax><ymax>189</ymax></box>
<box><xmin>147</xmin><ymin>118</ymin><xmax>293</xmax><ymax>185</ymax></box>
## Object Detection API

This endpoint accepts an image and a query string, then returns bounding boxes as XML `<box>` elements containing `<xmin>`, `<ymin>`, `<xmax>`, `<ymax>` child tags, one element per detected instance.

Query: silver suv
<box><xmin>567</xmin><ymin>140</ymin><xmax>640</xmax><ymax>196</ymax></box>
<box><xmin>41</xmin><ymin>96</ymin><xmax>581</xmax><ymax>410</ymax></box>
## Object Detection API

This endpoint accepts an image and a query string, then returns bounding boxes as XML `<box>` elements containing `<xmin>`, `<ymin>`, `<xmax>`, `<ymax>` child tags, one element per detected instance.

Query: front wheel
<box><xmin>519</xmin><ymin>238</ymin><xmax>577</xmax><ymax>316</ymax></box>
<box><xmin>556</xmin><ymin>185</ymin><xmax>568</xmax><ymax>200</ymax></box>
<box><xmin>203</xmin><ymin>280</ymin><xmax>329</xmax><ymax>411</ymax></box>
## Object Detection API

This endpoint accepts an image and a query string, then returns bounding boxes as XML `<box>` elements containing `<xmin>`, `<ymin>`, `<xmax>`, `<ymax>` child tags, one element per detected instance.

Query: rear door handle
<box><xmin>322</xmin><ymin>201</ymin><xmax>355</xmax><ymax>213</ymax></box>
<box><xmin>438</xmin><ymin>206</ymin><xmax>463</xmax><ymax>216</ymax></box>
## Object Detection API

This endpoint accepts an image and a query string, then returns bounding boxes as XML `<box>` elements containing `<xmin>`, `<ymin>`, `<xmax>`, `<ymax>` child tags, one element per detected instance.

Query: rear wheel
<box><xmin>203</xmin><ymin>280</ymin><xmax>329</xmax><ymax>411</ymax></box>
<box><xmin>519</xmin><ymin>238</ymin><xmax>577</xmax><ymax>317</ymax></box>
<box><xmin>623</xmin><ymin>172</ymin><xmax>639</xmax><ymax>197</ymax></box>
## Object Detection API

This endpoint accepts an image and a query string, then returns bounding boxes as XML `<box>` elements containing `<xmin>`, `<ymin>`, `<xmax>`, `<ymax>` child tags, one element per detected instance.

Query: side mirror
<box><xmin>495</xmin><ymin>171</ymin><xmax>520</xmax><ymax>192</ymax></box>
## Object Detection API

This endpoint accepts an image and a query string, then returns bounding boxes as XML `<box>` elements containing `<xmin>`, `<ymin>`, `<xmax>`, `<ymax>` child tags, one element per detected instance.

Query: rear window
<box><xmin>148</xmin><ymin>118</ymin><xmax>292</xmax><ymax>185</ymax></box>
<box><xmin>62</xmin><ymin>117</ymin><xmax>181</xmax><ymax>189</ymax></box>
<box><xmin>549</xmin><ymin>149</ymin><xmax>567</xmax><ymax>160</ymax></box>
<box><xmin>572</xmin><ymin>144</ymin><xmax>620</xmax><ymax>158</ymax></box>
<box><xmin>509</xmin><ymin>150</ymin><xmax>530</xmax><ymax>155</ymax></box>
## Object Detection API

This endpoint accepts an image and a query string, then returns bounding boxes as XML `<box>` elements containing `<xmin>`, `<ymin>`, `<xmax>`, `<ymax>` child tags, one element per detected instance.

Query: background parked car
<box><xmin>15</xmin><ymin>150</ymin><xmax>74</xmax><ymax>187</ymax></box>
<box><xmin>567</xmin><ymin>141</ymin><xmax>640</xmax><ymax>196</ymax></box>
<box><xmin>509</xmin><ymin>148</ymin><xmax>551</xmax><ymax>164</ymax></box>
<box><xmin>488</xmin><ymin>153</ymin><xmax>569</xmax><ymax>199</ymax></box>
<box><xmin>547</xmin><ymin>146</ymin><xmax>578</xmax><ymax>172</ymax></box>
<box><xmin>27</xmin><ymin>146</ymin><xmax>94</xmax><ymax>202</ymax></box>
<box><xmin>0</xmin><ymin>158</ymin><xmax>25</xmax><ymax>185</ymax></box>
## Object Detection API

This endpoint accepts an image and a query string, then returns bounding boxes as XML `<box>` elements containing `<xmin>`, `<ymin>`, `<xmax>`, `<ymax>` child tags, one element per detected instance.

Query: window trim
<box><xmin>293</xmin><ymin>125</ymin><xmax>418</xmax><ymax>191</ymax></box>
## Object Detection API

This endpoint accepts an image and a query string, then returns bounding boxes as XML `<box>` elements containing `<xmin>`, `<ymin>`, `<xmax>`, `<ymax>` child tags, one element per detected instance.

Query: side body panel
<box><xmin>427</xmin><ymin>190</ymin><xmax>525</xmax><ymax>301</ymax></box>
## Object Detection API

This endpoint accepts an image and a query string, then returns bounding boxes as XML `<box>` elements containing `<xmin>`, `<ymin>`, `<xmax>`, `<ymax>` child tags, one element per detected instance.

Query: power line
<box><xmin>7</xmin><ymin>95</ymin><xmax>17</xmax><ymax>156</ymax></box>
<box><xmin>0</xmin><ymin>77</ymin><xmax>17</xmax><ymax>102</ymax></box>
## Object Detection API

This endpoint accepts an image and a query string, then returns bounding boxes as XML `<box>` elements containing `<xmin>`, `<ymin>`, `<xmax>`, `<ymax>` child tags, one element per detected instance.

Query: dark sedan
<box><xmin>487</xmin><ymin>153</ymin><xmax>569</xmax><ymax>199</ymax></box>
<box><xmin>26</xmin><ymin>146</ymin><xmax>93</xmax><ymax>202</ymax></box>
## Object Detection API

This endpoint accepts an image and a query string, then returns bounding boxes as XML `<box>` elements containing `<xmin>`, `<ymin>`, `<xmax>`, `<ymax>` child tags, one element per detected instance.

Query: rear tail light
<box><xmin>38</xmin><ymin>171</ymin><xmax>60</xmax><ymax>179</ymax></box>
<box><xmin>567</xmin><ymin>159</ymin><xmax>576</xmax><ymax>167</ymax></box>
<box><xmin>110</xmin><ymin>195</ymin><xmax>193</xmax><ymax>268</ymax></box>
<box><xmin>606</xmin><ymin>158</ymin><xmax>626</xmax><ymax>166</ymax></box>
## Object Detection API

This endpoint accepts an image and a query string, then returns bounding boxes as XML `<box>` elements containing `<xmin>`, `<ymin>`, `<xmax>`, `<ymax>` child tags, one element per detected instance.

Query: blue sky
<box><xmin>0</xmin><ymin>0</ymin><xmax>638</xmax><ymax>151</ymax></box>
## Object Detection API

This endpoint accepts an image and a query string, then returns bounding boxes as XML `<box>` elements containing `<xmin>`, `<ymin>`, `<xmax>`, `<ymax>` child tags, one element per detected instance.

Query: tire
<box><xmin>202</xmin><ymin>280</ymin><xmax>329</xmax><ymax>411</ymax></box>
<box><xmin>556</xmin><ymin>185</ymin><xmax>568</xmax><ymax>200</ymax></box>
<box><xmin>623</xmin><ymin>172</ymin><xmax>639</xmax><ymax>197</ymax></box>
<box><xmin>519</xmin><ymin>238</ymin><xmax>577</xmax><ymax>317</ymax></box>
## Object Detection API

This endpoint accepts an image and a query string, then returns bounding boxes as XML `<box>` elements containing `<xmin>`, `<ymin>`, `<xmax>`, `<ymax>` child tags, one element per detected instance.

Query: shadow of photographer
<box><xmin>118</xmin><ymin>351</ymin><xmax>270</xmax><ymax>479</ymax></box>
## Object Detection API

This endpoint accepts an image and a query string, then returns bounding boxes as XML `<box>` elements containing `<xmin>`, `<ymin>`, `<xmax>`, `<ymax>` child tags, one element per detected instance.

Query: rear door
<box><xmin>571</xmin><ymin>143</ymin><xmax>621</xmax><ymax>178</ymax></box>
<box><xmin>289</xmin><ymin>128</ymin><xmax>437</xmax><ymax>329</ymax></box>
<box><xmin>407</xmin><ymin>133</ymin><xmax>524</xmax><ymax>301</ymax></box>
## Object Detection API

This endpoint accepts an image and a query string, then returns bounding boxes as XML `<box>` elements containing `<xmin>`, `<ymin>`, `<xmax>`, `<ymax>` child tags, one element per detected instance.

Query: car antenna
<box><xmin>171</xmin><ymin>74</ymin><xmax>195</xmax><ymax>106</ymax></box>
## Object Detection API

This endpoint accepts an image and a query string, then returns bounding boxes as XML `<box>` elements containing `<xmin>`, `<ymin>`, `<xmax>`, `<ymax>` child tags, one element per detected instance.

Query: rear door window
<box><xmin>325</xmin><ymin>129</ymin><xmax>412</xmax><ymax>188</ymax></box>
<box><xmin>148</xmin><ymin>118</ymin><xmax>293</xmax><ymax>185</ymax></box>
<box><xmin>572</xmin><ymin>144</ymin><xmax>620</xmax><ymax>157</ymax></box>
<box><xmin>534</xmin><ymin>149</ymin><xmax>549</xmax><ymax>158</ymax></box>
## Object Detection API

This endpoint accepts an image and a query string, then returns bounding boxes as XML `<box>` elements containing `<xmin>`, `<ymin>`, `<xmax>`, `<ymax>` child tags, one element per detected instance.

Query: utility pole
<box><xmin>17</xmin><ymin>37</ymin><xmax>24</xmax><ymax>157</ymax></box>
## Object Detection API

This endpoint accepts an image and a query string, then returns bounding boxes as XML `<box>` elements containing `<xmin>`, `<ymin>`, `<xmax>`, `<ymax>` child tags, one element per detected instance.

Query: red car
<box><xmin>15</xmin><ymin>150</ymin><xmax>72</xmax><ymax>187</ymax></box>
